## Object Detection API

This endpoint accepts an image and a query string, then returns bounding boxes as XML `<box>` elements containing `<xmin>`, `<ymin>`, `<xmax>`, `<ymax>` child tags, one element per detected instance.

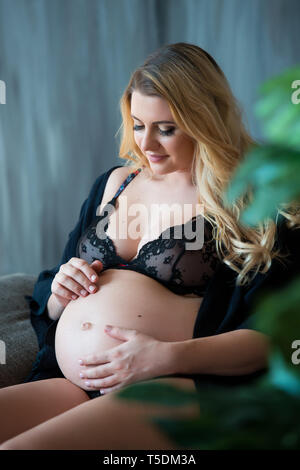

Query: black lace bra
<box><xmin>76</xmin><ymin>168</ymin><xmax>221</xmax><ymax>296</ymax></box>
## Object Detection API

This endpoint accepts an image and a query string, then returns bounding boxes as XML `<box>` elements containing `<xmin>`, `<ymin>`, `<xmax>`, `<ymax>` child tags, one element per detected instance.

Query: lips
<box><xmin>148</xmin><ymin>154</ymin><xmax>168</xmax><ymax>162</ymax></box>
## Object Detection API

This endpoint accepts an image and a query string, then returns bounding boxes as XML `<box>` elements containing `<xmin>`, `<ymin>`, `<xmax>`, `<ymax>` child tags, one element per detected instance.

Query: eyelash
<box><xmin>133</xmin><ymin>125</ymin><xmax>175</xmax><ymax>136</ymax></box>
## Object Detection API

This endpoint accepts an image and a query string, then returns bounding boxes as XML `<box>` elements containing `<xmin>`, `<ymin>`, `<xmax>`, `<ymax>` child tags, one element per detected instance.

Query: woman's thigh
<box><xmin>0</xmin><ymin>378</ymin><xmax>90</xmax><ymax>444</ymax></box>
<box><xmin>0</xmin><ymin>377</ymin><xmax>200</xmax><ymax>450</ymax></box>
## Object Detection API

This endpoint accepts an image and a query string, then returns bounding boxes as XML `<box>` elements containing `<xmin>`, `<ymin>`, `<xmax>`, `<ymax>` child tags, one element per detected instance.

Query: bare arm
<box><xmin>166</xmin><ymin>329</ymin><xmax>270</xmax><ymax>376</ymax></box>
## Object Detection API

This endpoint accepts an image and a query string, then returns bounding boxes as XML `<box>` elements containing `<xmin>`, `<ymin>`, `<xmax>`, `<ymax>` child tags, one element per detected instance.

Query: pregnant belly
<box><xmin>55</xmin><ymin>268</ymin><xmax>203</xmax><ymax>389</ymax></box>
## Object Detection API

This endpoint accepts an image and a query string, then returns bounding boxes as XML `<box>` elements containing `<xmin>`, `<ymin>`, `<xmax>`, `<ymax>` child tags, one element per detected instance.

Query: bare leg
<box><xmin>0</xmin><ymin>378</ymin><xmax>89</xmax><ymax>444</ymax></box>
<box><xmin>0</xmin><ymin>377</ymin><xmax>200</xmax><ymax>450</ymax></box>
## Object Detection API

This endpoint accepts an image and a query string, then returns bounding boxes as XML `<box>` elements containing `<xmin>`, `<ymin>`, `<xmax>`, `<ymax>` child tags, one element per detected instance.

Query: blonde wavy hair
<box><xmin>116</xmin><ymin>42</ymin><xmax>300</xmax><ymax>286</ymax></box>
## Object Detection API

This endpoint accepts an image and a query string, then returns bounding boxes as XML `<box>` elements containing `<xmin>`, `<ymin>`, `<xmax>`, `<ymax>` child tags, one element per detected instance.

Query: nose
<box><xmin>140</xmin><ymin>129</ymin><xmax>161</xmax><ymax>153</ymax></box>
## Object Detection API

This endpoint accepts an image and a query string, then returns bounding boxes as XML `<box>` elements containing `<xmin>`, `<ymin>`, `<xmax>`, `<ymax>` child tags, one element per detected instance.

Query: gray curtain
<box><xmin>0</xmin><ymin>0</ymin><xmax>299</xmax><ymax>276</ymax></box>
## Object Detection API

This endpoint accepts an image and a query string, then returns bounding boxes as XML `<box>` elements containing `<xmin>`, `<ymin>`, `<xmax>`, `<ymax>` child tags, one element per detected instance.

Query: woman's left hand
<box><xmin>78</xmin><ymin>325</ymin><xmax>173</xmax><ymax>394</ymax></box>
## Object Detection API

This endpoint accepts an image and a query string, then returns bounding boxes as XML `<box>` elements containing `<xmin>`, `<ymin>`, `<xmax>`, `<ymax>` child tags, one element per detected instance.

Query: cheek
<box><xmin>176</xmin><ymin>136</ymin><xmax>195</xmax><ymax>158</ymax></box>
<box><xmin>161</xmin><ymin>136</ymin><xmax>181</xmax><ymax>153</ymax></box>
<box><xmin>166</xmin><ymin>137</ymin><xmax>189</xmax><ymax>156</ymax></box>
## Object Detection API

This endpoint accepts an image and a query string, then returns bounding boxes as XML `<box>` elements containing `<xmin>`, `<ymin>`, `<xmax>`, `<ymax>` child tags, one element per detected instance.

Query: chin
<box><xmin>149</xmin><ymin>161</ymin><xmax>172</xmax><ymax>170</ymax></box>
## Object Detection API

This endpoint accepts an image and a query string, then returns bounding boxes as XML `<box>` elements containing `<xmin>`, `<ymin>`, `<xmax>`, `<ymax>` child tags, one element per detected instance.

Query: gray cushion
<box><xmin>0</xmin><ymin>273</ymin><xmax>38</xmax><ymax>388</ymax></box>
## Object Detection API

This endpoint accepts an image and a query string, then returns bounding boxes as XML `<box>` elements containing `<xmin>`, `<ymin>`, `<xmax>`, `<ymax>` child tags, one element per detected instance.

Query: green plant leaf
<box><xmin>115</xmin><ymin>381</ymin><xmax>199</xmax><ymax>406</ymax></box>
<box><xmin>255</xmin><ymin>66</ymin><xmax>300</xmax><ymax>148</ymax></box>
<box><xmin>267</xmin><ymin>351</ymin><xmax>300</xmax><ymax>395</ymax></box>
<box><xmin>223</xmin><ymin>144</ymin><xmax>300</xmax><ymax>225</ymax></box>
<box><xmin>251</xmin><ymin>275</ymin><xmax>300</xmax><ymax>378</ymax></box>
<box><xmin>148</xmin><ymin>384</ymin><xmax>300</xmax><ymax>449</ymax></box>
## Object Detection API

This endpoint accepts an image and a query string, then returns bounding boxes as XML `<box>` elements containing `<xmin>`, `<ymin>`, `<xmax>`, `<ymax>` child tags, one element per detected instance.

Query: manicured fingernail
<box><xmin>78</xmin><ymin>359</ymin><xmax>83</xmax><ymax>365</ymax></box>
<box><xmin>89</xmin><ymin>285</ymin><xmax>96</xmax><ymax>292</ymax></box>
<box><xmin>91</xmin><ymin>275</ymin><xmax>96</xmax><ymax>281</ymax></box>
<box><xmin>85</xmin><ymin>381</ymin><xmax>91</xmax><ymax>387</ymax></box>
<box><xmin>79</xmin><ymin>373</ymin><xmax>84</xmax><ymax>378</ymax></box>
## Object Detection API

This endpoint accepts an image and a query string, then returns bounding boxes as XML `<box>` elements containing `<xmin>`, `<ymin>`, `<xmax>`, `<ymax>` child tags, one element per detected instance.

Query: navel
<box><xmin>81</xmin><ymin>321</ymin><xmax>93</xmax><ymax>330</ymax></box>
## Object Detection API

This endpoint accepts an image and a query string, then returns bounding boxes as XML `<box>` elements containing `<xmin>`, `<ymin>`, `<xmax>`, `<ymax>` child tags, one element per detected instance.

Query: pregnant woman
<box><xmin>0</xmin><ymin>42</ymin><xmax>298</xmax><ymax>450</ymax></box>
<box><xmin>55</xmin><ymin>161</ymin><xmax>212</xmax><ymax>392</ymax></box>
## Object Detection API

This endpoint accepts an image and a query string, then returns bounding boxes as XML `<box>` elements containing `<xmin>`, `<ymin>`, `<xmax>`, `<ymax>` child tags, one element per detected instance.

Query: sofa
<box><xmin>0</xmin><ymin>273</ymin><xmax>39</xmax><ymax>388</ymax></box>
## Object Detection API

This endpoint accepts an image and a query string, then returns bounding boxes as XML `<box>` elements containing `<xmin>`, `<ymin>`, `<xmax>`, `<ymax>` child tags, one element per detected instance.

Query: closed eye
<box><xmin>133</xmin><ymin>125</ymin><xmax>175</xmax><ymax>136</ymax></box>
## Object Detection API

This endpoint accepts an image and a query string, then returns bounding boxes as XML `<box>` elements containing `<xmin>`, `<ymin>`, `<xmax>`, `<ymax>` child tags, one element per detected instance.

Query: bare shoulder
<box><xmin>96</xmin><ymin>165</ymin><xmax>133</xmax><ymax>215</ymax></box>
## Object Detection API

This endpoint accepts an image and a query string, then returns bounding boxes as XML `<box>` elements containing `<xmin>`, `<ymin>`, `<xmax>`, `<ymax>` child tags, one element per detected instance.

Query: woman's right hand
<box><xmin>50</xmin><ymin>258</ymin><xmax>104</xmax><ymax>309</ymax></box>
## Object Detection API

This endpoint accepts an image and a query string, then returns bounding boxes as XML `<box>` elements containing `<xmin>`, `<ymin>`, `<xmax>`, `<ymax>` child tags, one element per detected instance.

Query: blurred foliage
<box><xmin>253</xmin><ymin>276</ymin><xmax>300</xmax><ymax>380</ymax></box>
<box><xmin>116</xmin><ymin>66</ymin><xmax>300</xmax><ymax>449</ymax></box>
<box><xmin>255</xmin><ymin>66</ymin><xmax>300</xmax><ymax>148</ymax></box>
<box><xmin>223</xmin><ymin>144</ymin><xmax>300</xmax><ymax>225</ymax></box>
<box><xmin>117</xmin><ymin>380</ymin><xmax>300</xmax><ymax>449</ymax></box>
<box><xmin>224</xmin><ymin>66</ymin><xmax>300</xmax><ymax>227</ymax></box>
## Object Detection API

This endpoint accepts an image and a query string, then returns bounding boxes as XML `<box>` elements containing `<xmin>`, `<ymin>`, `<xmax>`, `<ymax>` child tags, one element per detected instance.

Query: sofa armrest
<box><xmin>0</xmin><ymin>273</ymin><xmax>39</xmax><ymax>388</ymax></box>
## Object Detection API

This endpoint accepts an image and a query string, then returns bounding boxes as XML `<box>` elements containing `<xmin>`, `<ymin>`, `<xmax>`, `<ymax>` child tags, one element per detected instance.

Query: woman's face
<box><xmin>131</xmin><ymin>91</ymin><xmax>195</xmax><ymax>179</ymax></box>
